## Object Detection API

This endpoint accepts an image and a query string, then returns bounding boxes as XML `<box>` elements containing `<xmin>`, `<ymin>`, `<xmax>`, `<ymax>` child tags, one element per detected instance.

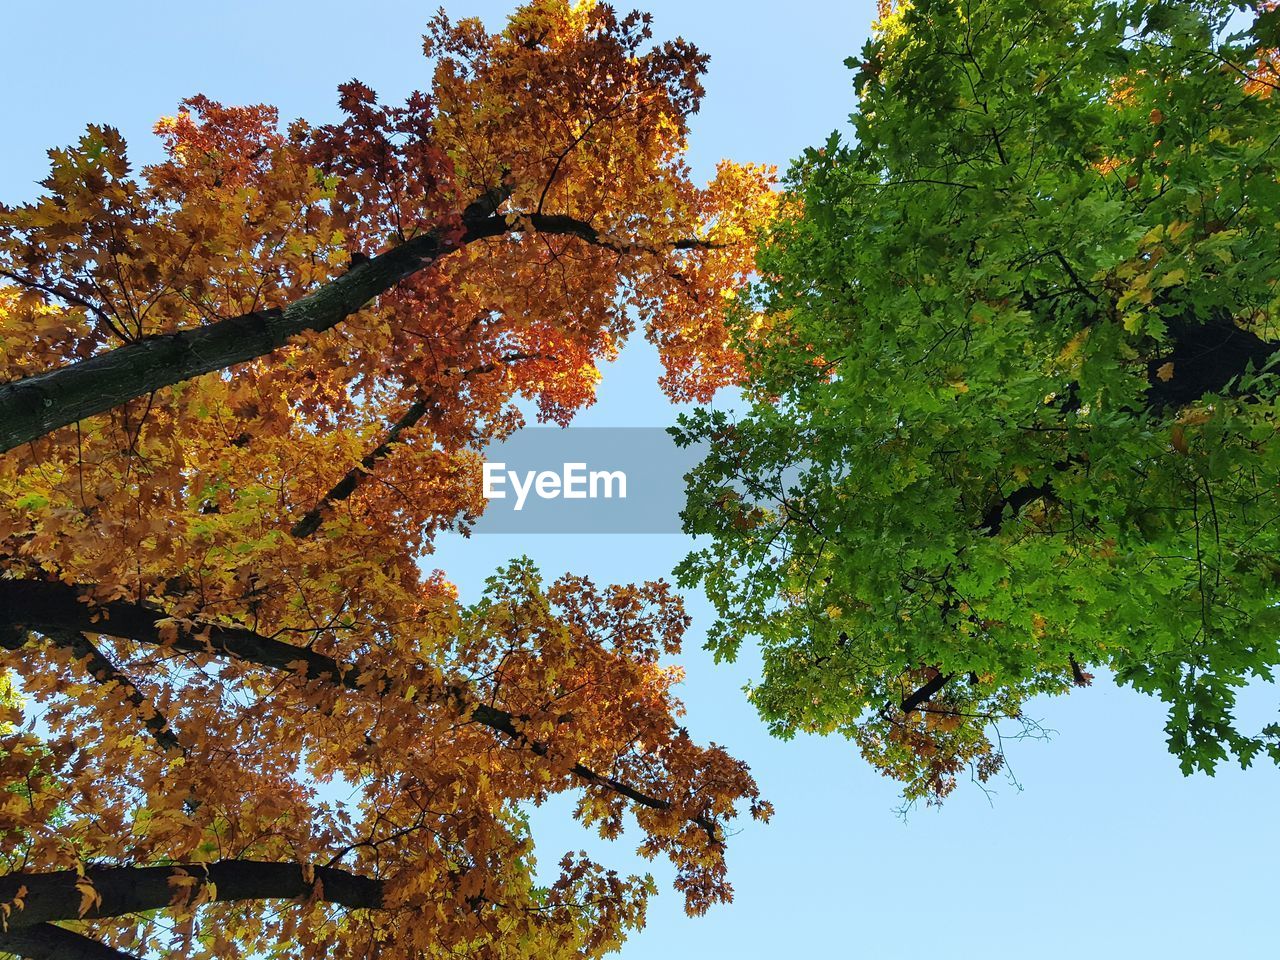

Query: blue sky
<box><xmin>3</xmin><ymin>2</ymin><xmax>1277</xmax><ymax>957</ymax></box>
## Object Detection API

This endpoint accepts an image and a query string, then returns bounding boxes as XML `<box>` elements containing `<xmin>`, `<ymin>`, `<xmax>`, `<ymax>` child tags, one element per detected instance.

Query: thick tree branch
<box><xmin>978</xmin><ymin>313</ymin><xmax>1280</xmax><ymax>536</ymax></box>
<box><xmin>0</xmin><ymin>197</ymin><xmax>718</xmax><ymax>453</ymax></box>
<box><xmin>980</xmin><ymin>482</ymin><xmax>1052</xmax><ymax>536</ymax></box>
<box><xmin>0</xmin><ymin>923</ymin><xmax>145</xmax><ymax>960</ymax></box>
<box><xmin>0</xmin><ymin>859</ymin><xmax>382</xmax><ymax>930</ymax></box>
<box><xmin>900</xmin><ymin>670</ymin><xmax>954</xmax><ymax>715</ymax></box>
<box><xmin>1146</xmin><ymin>311</ymin><xmax>1278</xmax><ymax>410</ymax></box>
<box><xmin>0</xmin><ymin>195</ymin><xmax>510</xmax><ymax>453</ymax></box>
<box><xmin>0</xmin><ymin>579</ymin><xmax>718</xmax><ymax>840</ymax></box>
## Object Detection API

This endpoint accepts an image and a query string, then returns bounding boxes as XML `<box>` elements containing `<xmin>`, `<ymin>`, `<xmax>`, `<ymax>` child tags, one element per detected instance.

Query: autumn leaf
<box><xmin>75</xmin><ymin>878</ymin><xmax>102</xmax><ymax>919</ymax></box>
<box><xmin>0</xmin><ymin>2</ymin><xmax>772</xmax><ymax>957</ymax></box>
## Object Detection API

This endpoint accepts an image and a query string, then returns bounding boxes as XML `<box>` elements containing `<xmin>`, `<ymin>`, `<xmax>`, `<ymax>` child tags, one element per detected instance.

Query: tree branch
<box><xmin>900</xmin><ymin>671</ymin><xmax>954</xmax><ymax>715</ymax></box>
<box><xmin>0</xmin><ymin>197</ymin><xmax>718</xmax><ymax>453</ymax></box>
<box><xmin>37</xmin><ymin>630</ymin><xmax>183</xmax><ymax>754</ymax></box>
<box><xmin>0</xmin><ymin>191</ymin><xmax>511</xmax><ymax>453</ymax></box>
<box><xmin>0</xmin><ymin>923</ymin><xmax>146</xmax><ymax>960</ymax></box>
<box><xmin>979</xmin><ymin>314</ymin><xmax>1280</xmax><ymax>536</ymax></box>
<box><xmin>980</xmin><ymin>482</ymin><xmax>1053</xmax><ymax>535</ymax></box>
<box><xmin>289</xmin><ymin>397</ymin><xmax>434</xmax><ymax>539</ymax></box>
<box><xmin>0</xmin><ymin>269</ymin><xmax>126</xmax><ymax>340</ymax></box>
<box><xmin>0</xmin><ymin>859</ymin><xmax>382</xmax><ymax>930</ymax></box>
<box><xmin>0</xmin><ymin>579</ymin><xmax>719</xmax><ymax>841</ymax></box>
<box><xmin>1146</xmin><ymin>311</ymin><xmax>1279</xmax><ymax>410</ymax></box>
<box><xmin>289</xmin><ymin>352</ymin><xmax>538</xmax><ymax>539</ymax></box>
<box><xmin>525</xmin><ymin>213</ymin><xmax>720</xmax><ymax>253</ymax></box>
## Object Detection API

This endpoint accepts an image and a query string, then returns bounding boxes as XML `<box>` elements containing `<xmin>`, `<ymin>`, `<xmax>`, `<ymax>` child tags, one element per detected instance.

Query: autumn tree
<box><xmin>677</xmin><ymin>0</ymin><xmax>1280</xmax><ymax>803</ymax></box>
<box><xmin>0</xmin><ymin>3</ymin><xmax>776</xmax><ymax>957</ymax></box>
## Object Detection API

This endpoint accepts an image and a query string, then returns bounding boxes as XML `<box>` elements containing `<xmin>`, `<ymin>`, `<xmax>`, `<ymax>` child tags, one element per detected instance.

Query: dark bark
<box><xmin>900</xmin><ymin>671</ymin><xmax>954</xmax><ymax>715</ymax></box>
<box><xmin>289</xmin><ymin>396</ymin><xmax>433</xmax><ymax>538</ymax></box>
<box><xmin>0</xmin><ymin>194</ymin><xmax>717</xmax><ymax>454</ymax></box>
<box><xmin>524</xmin><ymin>213</ymin><xmax>717</xmax><ymax>253</ymax></box>
<box><xmin>978</xmin><ymin>314</ymin><xmax>1280</xmax><ymax>537</ymax></box>
<box><xmin>0</xmin><ymin>860</ymin><xmax>382</xmax><ymax>930</ymax></box>
<box><xmin>0</xmin><ymin>923</ymin><xmax>145</xmax><ymax>960</ymax></box>
<box><xmin>980</xmin><ymin>482</ymin><xmax>1053</xmax><ymax>535</ymax></box>
<box><xmin>0</xmin><ymin>578</ymin><xmax>716</xmax><ymax>839</ymax></box>
<box><xmin>0</xmin><ymin>194</ymin><xmax>511</xmax><ymax>453</ymax></box>
<box><xmin>1147</xmin><ymin>312</ymin><xmax>1278</xmax><ymax>411</ymax></box>
<box><xmin>0</xmin><ymin>579</ymin><xmax>362</xmax><ymax>686</ymax></box>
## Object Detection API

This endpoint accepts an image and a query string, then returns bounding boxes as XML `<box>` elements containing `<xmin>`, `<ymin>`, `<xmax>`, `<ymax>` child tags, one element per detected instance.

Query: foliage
<box><xmin>677</xmin><ymin>0</ymin><xmax>1280</xmax><ymax>804</ymax></box>
<box><xmin>0</xmin><ymin>2</ymin><xmax>775</xmax><ymax>957</ymax></box>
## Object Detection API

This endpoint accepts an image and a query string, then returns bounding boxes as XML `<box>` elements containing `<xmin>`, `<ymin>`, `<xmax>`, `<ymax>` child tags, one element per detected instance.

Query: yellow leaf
<box><xmin>1059</xmin><ymin>327</ymin><xmax>1091</xmax><ymax>362</ymax></box>
<box><xmin>75</xmin><ymin>878</ymin><xmax>102</xmax><ymax>918</ymax></box>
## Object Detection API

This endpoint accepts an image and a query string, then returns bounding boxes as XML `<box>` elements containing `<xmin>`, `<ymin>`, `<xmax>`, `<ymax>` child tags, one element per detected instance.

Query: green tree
<box><xmin>677</xmin><ymin>0</ymin><xmax>1280</xmax><ymax>803</ymax></box>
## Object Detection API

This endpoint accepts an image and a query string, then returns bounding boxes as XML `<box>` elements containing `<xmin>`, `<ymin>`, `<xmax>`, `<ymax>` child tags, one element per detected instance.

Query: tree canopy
<box><xmin>0</xmin><ymin>3</ymin><xmax>775</xmax><ymax>957</ymax></box>
<box><xmin>677</xmin><ymin>0</ymin><xmax>1280</xmax><ymax>803</ymax></box>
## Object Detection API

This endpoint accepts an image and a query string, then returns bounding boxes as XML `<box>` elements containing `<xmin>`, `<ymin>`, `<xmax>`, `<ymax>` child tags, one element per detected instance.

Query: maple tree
<box><xmin>677</xmin><ymin>0</ymin><xmax>1280</xmax><ymax>803</ymax></box>
<box><xmin>0</xmin><ymin>2</ymin><xmax>777</xmax><ymax>957</ymax></box>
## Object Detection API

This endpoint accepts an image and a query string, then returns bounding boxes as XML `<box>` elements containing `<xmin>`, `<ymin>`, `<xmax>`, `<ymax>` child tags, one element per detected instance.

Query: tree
<box><xmin>0</xmin><ymin>3</ymin><xmax>776</xmax><ymax>957</ymax></box>
<box><xmin>676</xmin><ymin>0</ymin><xmax>1280</xmax><ymax>804</ymax></box>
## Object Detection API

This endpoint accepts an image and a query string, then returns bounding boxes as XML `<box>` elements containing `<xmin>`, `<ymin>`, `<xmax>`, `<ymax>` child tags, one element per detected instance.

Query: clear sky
<box><xmin>3</xmin><ymin>2</ymin><xmax>1277</xmax><ymax>957</ymax></box>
